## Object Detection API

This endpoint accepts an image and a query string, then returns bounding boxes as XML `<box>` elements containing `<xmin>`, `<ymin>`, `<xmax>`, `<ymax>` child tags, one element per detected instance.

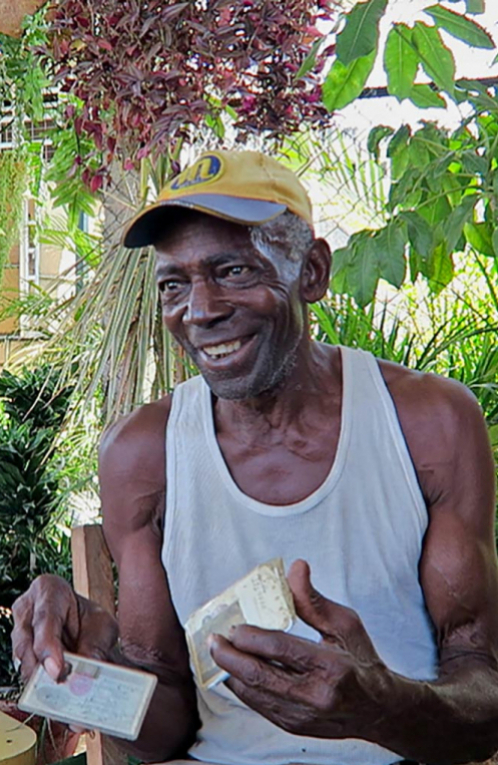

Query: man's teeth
<box><xmin>203</xmin><ymin>339</ymin><xmax>242</xmax><ymax>358</ymax></box>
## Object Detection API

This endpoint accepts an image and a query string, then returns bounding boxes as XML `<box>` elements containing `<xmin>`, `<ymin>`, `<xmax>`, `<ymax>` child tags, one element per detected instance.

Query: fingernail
<box><xmin>228</xmin><ymin>625</ymin><xmax>237</xmax><ymax>638</ymax></box>
<box><xmin>44</xmin><ymin>657</ymin><xmax>60</xmax><ymax>680</ymax></box>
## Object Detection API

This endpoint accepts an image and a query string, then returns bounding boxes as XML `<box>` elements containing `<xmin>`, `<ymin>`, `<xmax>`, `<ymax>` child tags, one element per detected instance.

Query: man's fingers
<box><xmin>212</xmin><ymin>634</ymin><xmax>338</xmax><ymax>719</ymax></box>
<box><xmin>32</xmin><ymin>606</ymin><xmax>67</xmax><ymax>680</ymax></box>
<box><xmin>287</xmin><ymin>560</ymin><xmax>362</xmax><ymax>646</ymax></box>
<box><xmin>226</xmin><ymin>625</ymin><xmax>318</xmax><ymax>672</ymax></box>
<box><xmin>211</xmin><ymin>634</ymin><xmax>305</xmax><ymax>697</ymax></box>
<box><xmin>12</xmin><ymin>576</ymin><xmax>81</xmax><ymax>681</ymax></box>
<box><xmin>11</xmin><ymin>596</ymin><xmax>35</xmax><ymax>678</ymax></box>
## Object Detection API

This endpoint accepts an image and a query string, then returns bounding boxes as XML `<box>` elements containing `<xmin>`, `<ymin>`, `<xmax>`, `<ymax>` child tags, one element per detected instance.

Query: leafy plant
<box><xmin>0</xmin><ymin>366</ymin><xmax>74</xmax><ymax>685</ymax></box>
<box><xmin>35</xmin><ymin>0</ymin><xmax>337</xmax><ymax>188</ymax></box>
<box><xmin>330</xmin><ymin>80</ymin><xmax>498</xmax><ymax>304</ymax></box>
<box><xmin>322</xmin><ymin>0</ymin><xmax>495</xmax><ymax>113</ymax></box>
<box><xmin>0</xmin><ymin>150</ymin><xmax>29</xmax><ymax>282</ymax></box>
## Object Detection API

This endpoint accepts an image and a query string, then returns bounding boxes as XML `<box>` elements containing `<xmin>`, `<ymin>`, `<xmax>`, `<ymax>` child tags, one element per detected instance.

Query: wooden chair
<box><xmin>71</xmin><ymin>526</ymin><xmax>127</xmax><ymax>765</ymax></box>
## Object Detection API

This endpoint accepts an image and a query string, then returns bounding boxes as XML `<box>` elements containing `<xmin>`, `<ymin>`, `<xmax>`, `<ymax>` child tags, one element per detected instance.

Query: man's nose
<box><xmin>184</xmin><ymin>279</ymin><xmax>231</xmax><ymax>326</ymax></box>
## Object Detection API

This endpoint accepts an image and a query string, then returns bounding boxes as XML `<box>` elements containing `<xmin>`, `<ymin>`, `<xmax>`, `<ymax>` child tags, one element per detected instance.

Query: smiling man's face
<box><xmin>154</xmin><ymin>211</ymin><xmax>308</xmax><ymax>400</ymax></box>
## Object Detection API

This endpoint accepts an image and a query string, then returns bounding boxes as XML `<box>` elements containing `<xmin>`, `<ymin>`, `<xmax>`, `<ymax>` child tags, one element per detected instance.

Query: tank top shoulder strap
<box><xmin>340</xmin><ymin>345</ymin><xmax>426</xmax><ymax>518</ymax></box>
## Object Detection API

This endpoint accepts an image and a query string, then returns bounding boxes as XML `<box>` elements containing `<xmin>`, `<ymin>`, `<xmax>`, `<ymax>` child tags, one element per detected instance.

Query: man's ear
<box><xmin>300</xmin><ymin>238</ymin><xmax>331</xmax><ymax>303</ymax></box>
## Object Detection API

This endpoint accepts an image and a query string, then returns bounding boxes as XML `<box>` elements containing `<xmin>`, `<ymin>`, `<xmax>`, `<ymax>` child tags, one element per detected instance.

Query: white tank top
<box><xmin>162</xmin><ymin>346</ymin><xmax>437</xmax><ymax>765</ymax></box>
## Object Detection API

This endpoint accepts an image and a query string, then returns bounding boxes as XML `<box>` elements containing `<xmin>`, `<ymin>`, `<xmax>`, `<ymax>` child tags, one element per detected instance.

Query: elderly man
<box><xmin>11</xmin><ymin>150</ymin><xmax>498</xmax><ymax>765</ymax></box>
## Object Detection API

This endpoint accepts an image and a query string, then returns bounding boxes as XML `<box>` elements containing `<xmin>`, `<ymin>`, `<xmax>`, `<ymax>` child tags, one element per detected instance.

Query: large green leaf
<box><xmin>492</xmin><ymin>228</ymin><xmax>498</xmax><ymax>257</ymax></box>
<box><xmin>322</xmin><ymin>50</ymin><xmax>376</xmax><ymax>111</ymax></box>
<box><xmin>374</xmin><ymin>222</ymin><xmax>408</xmax><ymax>288</ymax></box>
<box><xmin>331</xmin><ymin>243</ymin><xmax>354</xmax><ymax>294</ymax></box>
<box><xmin>336</xmin><ymin>0</ymin><xmax>388</xmax><ymax>66</ymax></box>
<box><xmin>387</xmin><ymin>125</ymin><xmax>412</xmax><ymax>181</ymax></box>
<box><xmin>412</xmin><ymin>22</ymin><xmax>456</xmax><ymax>95</ymax></box>
<box><xmin>428</xmin><ymin>243</ymin><xmax>454</xmax><ymax>294</ymax></box>
<box><xmin>425</xmin><ymin>5</ymin><xmax>494</xmax><ymax>48</ymax></box>
<box><xmin>409</xmin><ymin>83</ymin><xmax>446</xmax><ymax>109</ymax></box>
<box><xmin>401</xmin><ymin>211</ymin><xmax>434</xmax><ymax>261</ymax></box>
<box><xmin>443</xmin><ymin>195</ymin><xmax>476</xmax><ymax>252</ymax></box>
<box><xmin>350</xmin><ymin>235</ymin><xmax>380</xmax><ymax>306</ymax></box>
<box><xmin>464</xmin><ymin>221</ymin><xmax>496</xmax><ymax>256</ymax></box>
<box><xmin>384</xmin><ymin>24</ymin><xmax>420</xmax><ymax>100</ymax></box>
<box><xmin>419</xmin><ymin>194</ymin><xmax>452</xmax><ymax>227</ymax></box>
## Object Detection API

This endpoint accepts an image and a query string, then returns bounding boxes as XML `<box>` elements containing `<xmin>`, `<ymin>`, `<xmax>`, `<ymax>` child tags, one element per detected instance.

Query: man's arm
<box><xmin>210</xmin><ymin>370</ymin><xmax>498</xmax><ymax>764</ymax></box>
<box><xmin>12</xmin><ymin>397</ymin><xmax>199</xmax><ymax>764</ymax></box>
<box><xmin>99</xmin><ymin>397</ymin><xmax>199</xmax><ymax>762</ymax></box>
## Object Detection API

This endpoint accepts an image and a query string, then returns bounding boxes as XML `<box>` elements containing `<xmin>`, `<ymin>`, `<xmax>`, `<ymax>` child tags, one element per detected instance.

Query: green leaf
<box><xmin>425</xmin><ymin>5</ymin><xmax>494</xmax><ymax>48</ymax></box>
<box><xmin>428</xmin><ymin>243</ymin><xmax>454</xmax><ymax>294</ymax></box>
<box><xmin>387</xmin><ymin>125</ymin><xmax>411</xmax><ymax>180</ymax></box>
<box><xmin>401</xmin><ymin>211</ymin><xmax>434</xmax><ymax>261</ymax></box>
<box><xmin>296</xmin><ymin>38</ymin><xmax>322</xmax><ymax>79</ymax></box>
<box><xmin>374</xmin><ymin>222</ymin><xmax>408</xmax><ymax>288</ymax></box>
<box><xmin>409</xmin><ymin>245</ymin><xmax>421</xmax><ymax>282</ymax></box>
<box><xmin>461</xmin><ymin>150</ymin><xmax>488</xmax><ymax>176</ymax></box>
<box><xmin>412</xmin><ymin>22</ymin><xmax>456</xmax><ymax>95</ymax></box>
<box><xmin>465</xmin><ymin>0</ymin><xmax>485</xmax><ymax>14</ymax></box>
<box><xmin>367</xmin><ymin>125</ymin><xmax>395</xmax><ymax>160</ymax></box>
<box><xmin>336</xmin><ymin>0</ymin><xmax>388</xmax><ymax>66</ymax></box>
<box><xmin>331</xmin><ymin>245</ymin><xmax>352</xmax><ymax>293</ymax></box>
<box><xmin>322</xmin><ymin>50</ymin><xmax>376</xmax><ymax>111</ymax></box>
<box><xmin>419</xmin><ymin>194</ymin><xmax>452</xmax><ymax>227</ymax></box>
<box><xmin>388</xmin><ymin>169</ymin><xmax>422</xmax><ymax>211</ymax></box>
<box><xmin>409</xmin><ymin>83</ymin><xmax>446</xmax><ymax>109</ymax></box>
<box><xmin>443</xmin><ymin>196</ymin><xmax>476</xmax><ymax>252</ymax></box>
<box><xmin>493</xmin><ymin>229</ymin><xmax>498</xmax><ymax>257</ymax></box>
<box><xmin>408</xmin><ymin>136</ymin><xmax>431</xmax><ymax>169</ymax></box>
<box><xmin>350</xmin><ymin>236</ymin><xmax>381</xmax><ymax>306</ymax></box>
<box><xmin>384</xmin><ymin>24</ymin><xmax>420</xmax><ymax>100</ymax></box>
<box><xmin>464</xmin><ymin>221</ymin><xmax>496</xmax><ymax>256</ymax></box>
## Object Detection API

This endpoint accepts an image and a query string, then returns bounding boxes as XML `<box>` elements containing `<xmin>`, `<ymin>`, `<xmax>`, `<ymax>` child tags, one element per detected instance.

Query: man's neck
<box><xmin>213</xmin><ymin>342</ymin><xmax>342</xmax><ymax>438</ymax></box>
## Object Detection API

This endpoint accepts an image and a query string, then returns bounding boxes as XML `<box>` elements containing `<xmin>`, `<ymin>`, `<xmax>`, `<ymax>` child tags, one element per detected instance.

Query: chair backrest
<box><xmin>71</xmin><ymin>525</ymin><xmax>127</xmax><ymax>765</ymax></box>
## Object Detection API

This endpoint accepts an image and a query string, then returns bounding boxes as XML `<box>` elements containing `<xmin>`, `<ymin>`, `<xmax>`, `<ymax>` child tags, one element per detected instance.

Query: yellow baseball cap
<box><xmin>123</xmin><ymin>149</ymin><xmax>314</xmax><ymax>248</ymax></box>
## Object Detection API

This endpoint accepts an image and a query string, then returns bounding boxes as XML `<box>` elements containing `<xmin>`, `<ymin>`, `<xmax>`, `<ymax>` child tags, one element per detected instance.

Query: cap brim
<box><xmin>123</xmin><ymin>194</ymin><xmax>287</xmax><ymax>248</ymax></box>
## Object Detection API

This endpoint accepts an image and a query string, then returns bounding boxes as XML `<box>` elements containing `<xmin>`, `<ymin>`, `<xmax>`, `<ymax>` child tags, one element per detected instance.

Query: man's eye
<box><xmin>158</xmin><ymin>279</ymin><xmax>183</xmax><ymax>293</ymax></box>
<box><xmin>222</xmin><ymin>265</ymin><xmax>251</xmax><ymax>278</ymax></box>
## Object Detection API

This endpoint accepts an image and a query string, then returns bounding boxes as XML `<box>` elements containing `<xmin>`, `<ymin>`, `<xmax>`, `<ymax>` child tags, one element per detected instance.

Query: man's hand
<box><xmin>11</xmin><ymin>574</ymin><xmax>119</xmax><ymax>683</ymax></box>
<box><xmin>209</xmin><ymin>559</ymin><xmax>389</xmax><ymax>739</ymax></box>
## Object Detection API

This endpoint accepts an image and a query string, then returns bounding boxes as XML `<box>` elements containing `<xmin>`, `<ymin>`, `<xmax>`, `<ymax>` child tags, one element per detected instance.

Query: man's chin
<box><xmin>199</xmin><ymin>357</ymin><xmax>296</xmax><ymax>402</ymax></box>
<box><xmin>200</xmin><ymin>372</ymin><xmax>258</xmax><ymax>401</ymax></box>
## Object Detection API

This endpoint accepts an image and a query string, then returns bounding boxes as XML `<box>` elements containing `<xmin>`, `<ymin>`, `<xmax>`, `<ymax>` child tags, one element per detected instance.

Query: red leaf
<box><xmin>90</xmin><ymin>174</ymin><xmax>104</xmax><ymax>193</ymax></box>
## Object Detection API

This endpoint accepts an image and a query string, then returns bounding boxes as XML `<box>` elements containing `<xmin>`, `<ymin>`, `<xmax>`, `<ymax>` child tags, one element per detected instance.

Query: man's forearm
<box><xmin>118</xmin><ymin>679</ymin><xmax>199</xmax><ymax>763</ymax></box>
<box><xmin>109</xmin><ymin>646</ymin><xmax>199</xmax><ymax>762</ymax></box>
<box><xmin>368</xmin><ymin>662</ymin><xmax>498</xmax><ymax>765</ymax></box>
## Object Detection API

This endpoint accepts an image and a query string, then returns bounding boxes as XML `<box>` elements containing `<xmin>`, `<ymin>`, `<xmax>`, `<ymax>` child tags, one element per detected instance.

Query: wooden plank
<box><xmin>71</xmin><ymin>525</ymin><xmax>115</xmax><ymax>616</ymax></box>
<box><xmin>71</xmin><ymin>525</ymin><xmax>127</xmax><ymax>765</ymax></box>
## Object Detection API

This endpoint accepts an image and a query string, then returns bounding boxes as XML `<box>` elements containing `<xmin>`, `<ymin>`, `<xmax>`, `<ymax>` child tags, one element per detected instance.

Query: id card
<box><xmin>185</xmin><ymin>558</ymin><xmax>296</xmax><ymax>690</ymax></box>
<box><xmin>19</xmin><ymin>652</ymin><xmax>157</xmax><ymax>740</ymax></box>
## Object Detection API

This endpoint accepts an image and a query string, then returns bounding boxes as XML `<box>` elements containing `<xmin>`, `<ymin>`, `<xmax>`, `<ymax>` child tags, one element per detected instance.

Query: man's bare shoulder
<box><xmin>100</xmin><ymin>395</ymin><xmax>173</xmax><ymax>467</ymax></box>
<box><xmin>378</xmin><ymin>358</ymin><xmax>493</xmax><ymax>512</ymax></box>
<box><xmin>379</xmin><ymin>357</ymin><xmax>480</xmax><ymax>416</ymax></box>
<box><xmin>98</xmin><ymin>396</ymin><xmax>173</xmax><ymax>534</ymax></box>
